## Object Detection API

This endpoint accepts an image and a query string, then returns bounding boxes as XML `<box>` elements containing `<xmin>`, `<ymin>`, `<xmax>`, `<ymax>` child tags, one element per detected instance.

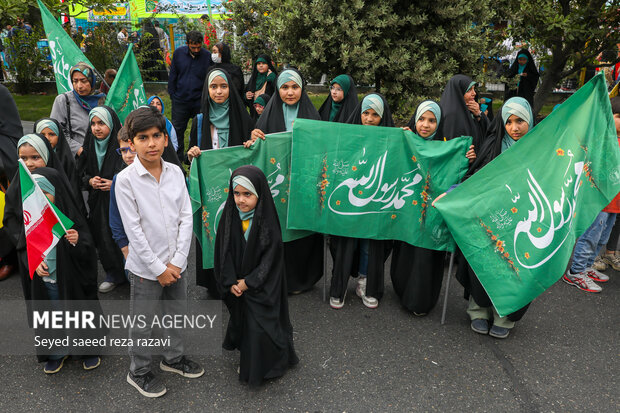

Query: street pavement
<box><xmin>0</xmin><ymin>237</ymin><xmax>618</xmax><ymax>413</ymax></box>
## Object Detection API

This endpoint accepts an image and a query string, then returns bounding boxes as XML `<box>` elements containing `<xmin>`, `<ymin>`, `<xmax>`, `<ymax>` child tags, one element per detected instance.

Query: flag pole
<box><xmin>441</xmin><ymin>252</ymin><xmax>455</xmax><ymax>325</ymax></box>
<box><xmin>323</xmin><ymin>235</ymin><xmax>328</xmax><ymax>302</ymax></box>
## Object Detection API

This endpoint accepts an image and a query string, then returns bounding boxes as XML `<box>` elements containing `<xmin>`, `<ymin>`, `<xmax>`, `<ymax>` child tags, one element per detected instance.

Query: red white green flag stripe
<box><xmin>18</xmin><ymin>160</ymin><xmax>73</xmax><ymax>279</ymax></box>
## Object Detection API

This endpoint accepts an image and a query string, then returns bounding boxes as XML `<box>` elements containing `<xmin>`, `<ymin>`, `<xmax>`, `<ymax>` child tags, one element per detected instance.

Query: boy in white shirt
<box><xmin>115</xmin><ymin>106</ymin><xmax>203</xmax><ymax>398</ymax></box>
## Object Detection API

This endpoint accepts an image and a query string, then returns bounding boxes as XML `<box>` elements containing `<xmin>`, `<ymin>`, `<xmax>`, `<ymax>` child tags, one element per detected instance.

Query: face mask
<box><xmin>211</xmin><ymin>53</ymin><xmax>221</xmax><ymax>63</ymax></box>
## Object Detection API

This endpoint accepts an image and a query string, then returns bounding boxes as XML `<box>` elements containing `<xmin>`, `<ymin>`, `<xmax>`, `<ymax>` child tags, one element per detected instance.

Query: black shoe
<box><xmin>160</xmin><ymin>356</ymin><xmax>204</xmax><ymax>378</ymax></box>
<box><xmin>127</xmin><ymin>372</ymin><xmax>167</xmax><ymax>398</ymax></box>
<box><xmin>489</xmin><ymin>325</ymin><xmax>511</xmax><ymax>339</ymax></box>
<box><xmin>470</xmin><ymin>319</ymin><xmax>489</xmax><ymax>335</ymax></box>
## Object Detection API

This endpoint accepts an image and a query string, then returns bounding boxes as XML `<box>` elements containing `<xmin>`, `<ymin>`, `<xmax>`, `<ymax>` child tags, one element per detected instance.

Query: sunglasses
<box><xmin>116</xmin><ymin>147</ymin><xmax>136</xmax><ymax>155</ymax></box>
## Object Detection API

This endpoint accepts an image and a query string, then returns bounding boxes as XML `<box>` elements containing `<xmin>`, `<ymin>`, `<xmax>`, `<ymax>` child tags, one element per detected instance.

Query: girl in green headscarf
<box><xmin>77</xmin><ymin>105</ymin><xmax>125</xmax><ymax>291</ymax></box>
<box><xmin>244</xmin><ymin>55</ymin><xmax>278</xmax><ymax>118</ymax></box>
<box><xmin>186</xmin><ymin>68</ymin><xmax>254</xmax><ymax>297</ymax></box>
<box><xmin>318</xmin><ymin>74</ymin><xmax>359</xmax><ymax>123</ymax></box>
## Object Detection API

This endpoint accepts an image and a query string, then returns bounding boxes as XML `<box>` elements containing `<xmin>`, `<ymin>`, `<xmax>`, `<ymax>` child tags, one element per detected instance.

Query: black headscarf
<box><xmin>33</xmin><ymin>118</ymin><xmax>82</xmax><ymax>200</ymax></box>
<box><xmin>4</xmin><ymin>134</ymin><xmax>77</xmax><ymax>253</ymax></box>
<box><xmin>255</xmin><ymin>68</ymin><xmax>321</xmax><ymax>134</ymax></box>
<box><xmin>244</xmin><ymin>54</ymin><xmax>278</xmax><ymax>117</ymax></box>
<box><xmin>214</xmin><ymin>42</ymin><xmax>244</xmax><ymax>98</ymax></box>
<box><xmin>346</xmin><ymin>93</ymin><xmax>395</xmax><ymax>127</ymax></box>
<box><xmin>0</xmin><ymin>84</ymin><xmax>22</xmax><ymax>182</ymax></box>
<box><xmin>77</xmin><ymin>105</ymin><xmax>124</xmax><ymax>193</ymax></box>
<box><xmin>439</xmin><ymin>74</ymin><xmax>488</xmax><ymax>147</ymax></box>
<box><xmin>214</xmin><ymin>165</ymin><xmax>294</xmax><ymax>348</ymax></box>
<box><xmin>406</xmin><ymin>100</ymin><xmax>443</xmax><ymax>141</ymax></box>
<box><xmin>245</xmin><ymin>54</ymin><xmax>278</xmax><ymax>96</ymax></box>
<box><xmin>468</xmin><ymin>98</ymin><xmax>536</xmax><ymax>176</ymax></box>
<box><xmin>506</xmin><ymin>48</ymin><xmax>540</xmax><ymax>107</ymax></box>
<box><xmin>318</xmin><ymin>74</ymin><xmax>359</xmax><ymax>123</ymax></box>
<box><xmin>187</xmin><ymin>68</ymin><xmax>254</xmax><ymax>160</ymax></box>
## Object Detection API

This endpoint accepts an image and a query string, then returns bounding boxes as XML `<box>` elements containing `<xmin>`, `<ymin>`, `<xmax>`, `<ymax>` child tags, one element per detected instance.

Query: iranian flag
<box><xmin>19</xmin><ymin>160</ymin><xmax>73</xmax><ymax>279</ymax></box>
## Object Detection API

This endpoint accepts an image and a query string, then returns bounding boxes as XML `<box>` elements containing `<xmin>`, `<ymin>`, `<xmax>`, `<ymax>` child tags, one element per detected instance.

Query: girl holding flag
<box><xmin>3</xmin><ymin>134</ymin><xmax>102</xmax><ymax>373</ymax></box>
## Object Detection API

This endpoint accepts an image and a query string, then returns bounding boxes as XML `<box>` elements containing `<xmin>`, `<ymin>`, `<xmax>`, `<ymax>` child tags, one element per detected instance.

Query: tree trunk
<box><xmin>533</xmin><ymin>54</ymin><xmax>568</xmax><ymax>116</ymax></box>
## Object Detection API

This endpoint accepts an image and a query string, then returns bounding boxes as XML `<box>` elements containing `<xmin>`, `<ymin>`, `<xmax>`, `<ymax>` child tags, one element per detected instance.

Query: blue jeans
<box><xmin>43</xmin><ymin>281</ymin><xmax>66</xmax><ymax>359</ymax></box>
<box><xmin>571</xmin><ymin>212</ymin><xmax>617</xmax><ymax>273</ymax></box>
<box><xmin>358</xmin><ymin>239</ymin><xmax>369</xmax><ymax>277</ymax></box>
<box><xmin>170</xmin><ymin>99</ymin><xmax>201</xmax><ymax>161</ymax></box>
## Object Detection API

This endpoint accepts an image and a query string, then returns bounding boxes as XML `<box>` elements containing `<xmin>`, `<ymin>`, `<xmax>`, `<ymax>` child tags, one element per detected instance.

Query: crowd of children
<box><xmin>0</xmin><ymin>47</ymin><xmax>618</xmax><ymax>398</ymax></box>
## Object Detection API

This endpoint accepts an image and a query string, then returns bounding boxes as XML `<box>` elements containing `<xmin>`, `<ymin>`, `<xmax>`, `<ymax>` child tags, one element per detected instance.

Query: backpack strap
<box><xmin>64</xmin><ymin>93</ymin><xmax>74</xmax><ymax>142</ymax></box>
<box><xmin>196</xmin><ymin>113</ymin><xmax>203</xmax><ymax>148</ymax></box>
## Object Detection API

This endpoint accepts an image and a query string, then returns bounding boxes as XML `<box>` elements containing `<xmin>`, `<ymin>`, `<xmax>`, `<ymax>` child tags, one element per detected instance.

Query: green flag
<box><xmin>435</xmin><ymin>74</ymin><xmax>620</xmax><ymax>316</ymax></box>
<box><xmin>287</xmin><ymin>119</ymin><xmax>471</xmax><ymax>251</ymax></box>
<box><xmin>104</xmin><ymin>44</ymin><xmax>147</xmax><ymax>123</ymax></box>
<box><xmin>188</xmin><ymin>133</ymin><xmax>311</xmax><ymax>269</ymax></box>
<box><xmin>38</xmin><ymin>0</ymin><xmax>94</xmax><ymax>94</ymax></box>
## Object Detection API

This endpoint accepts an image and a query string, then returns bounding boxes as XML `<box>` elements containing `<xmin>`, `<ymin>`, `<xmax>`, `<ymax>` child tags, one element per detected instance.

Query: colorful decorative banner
<box><xmin>435</xmin><ymin>74</ymin><xmax>620</xmax><ymax>316</ymax></box>
<box><xmin>104</xmin><ymin>44</ymin><xmax>147</xmax><ymax>123</ymax></box>
<box><xmin>145</xmin><ymin>0</ymin><xmax>227</xmax><ymax>15</ymax></box>
<box><xmin>88</xmin><ymin>3</ymin><xmax>131</xmax><ymax>22</ymax></box>
<box><xmin>189</xmin><ymin>133</ymin><xmax>311</xmax><ymax>269</ymax></box>
<box><xmin>287</xmin><ymin>119</ymin><xmax>472</xmax><ymax>252</ymax></box>
<box><xmin>38</xmin><ymin>0</ymin><xmax>94</xmax><ymax>94</ymax></box>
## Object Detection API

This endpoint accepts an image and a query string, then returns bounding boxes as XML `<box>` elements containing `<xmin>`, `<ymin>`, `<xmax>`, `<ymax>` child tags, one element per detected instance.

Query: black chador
<box><xmin>76</xmin><ymin>105</ymin><xmax>125</xmax><ymax>280</ymax></box>
<box><xmin>188</xmin><ymin>68</ymin><xmax>255</xmax><ymax>298</ymax></box>
<box><xmin>255</xmin><ymin>68</ymin><xmax>324</xmax><ymax>293</ymax></box>
<box><xmin>214</xmin><ymin>165</ymin><xmax>298</xmax><ymax>387</ymax></box>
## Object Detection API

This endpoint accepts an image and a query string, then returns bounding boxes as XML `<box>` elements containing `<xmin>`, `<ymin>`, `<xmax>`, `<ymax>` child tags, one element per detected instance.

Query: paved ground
<box><xmin>0</xmin><ymin>236</ymin><xmax>618</xmax><ymax>413</ymax></box>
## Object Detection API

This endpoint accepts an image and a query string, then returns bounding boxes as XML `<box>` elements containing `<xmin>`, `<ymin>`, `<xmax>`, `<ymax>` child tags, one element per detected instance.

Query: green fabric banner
<box><xmin>188</xmin><ymin>132</ymin><xmax>311</xmax><ymax>269</ymax></box>
<box><xmin>435</xmin><ymin>74</ymin><xmax>620</xmax><ymax>317</ymax></box>
<box><xmin>38</xmin><ymin>0</ymin><xmax>94</xmax><ymax>94</ymax></box>
<box><xmin>104</xmin><ymin>44</ymin><xmax>147</xmax><ymax>123</ymax></box>
<box><xmin>287</xmin><ymin>119</ymin><xmax>471</xmax><ymax>251</ymax></box>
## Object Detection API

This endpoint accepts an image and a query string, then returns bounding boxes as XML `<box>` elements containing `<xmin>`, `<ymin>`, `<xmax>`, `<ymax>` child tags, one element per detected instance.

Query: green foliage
<box><xmin>506</xmin><ymin>0</ymin><xmax>620</xmax><ymax>113</ymax></box>
<box><xmin>224</xmin><ymin>0</ymin><xmax>496</xmax><ymax>116</ymax></box>
<box><xmin>4</xmin><ymin>26</ymin><xmax>52</xmax><ymax>94</ymax></box>
<box><xmin>81</xmin><ymin>22</ymin><xmax>126</xmax><ymax>74</ymax></box>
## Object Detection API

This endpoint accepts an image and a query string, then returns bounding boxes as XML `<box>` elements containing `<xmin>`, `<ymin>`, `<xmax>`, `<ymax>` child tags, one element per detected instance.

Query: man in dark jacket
<box><xmin>167</xmin><ymin>30</ymin><xmax>211</xmax><ymax>161</ymax></box>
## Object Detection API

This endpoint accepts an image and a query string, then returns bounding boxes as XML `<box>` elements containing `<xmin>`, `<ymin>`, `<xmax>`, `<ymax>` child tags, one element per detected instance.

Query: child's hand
<box><xmin>465</xmin><ymin>145</ymin><xmax>476</xmax><ymax>162</ymax></box>
<box><xmin>245</xmin><ymin>91</ymin><xmax>254</xmax><ymax>101</ymax></box>
<box><xmin>432</xmin><ymin>192</ymin><xmax>447</xmax><ymax>208</ymax></box>
<box><xmin>402</xmin><ymin>126</ymin><xmax>412</xmax><ymax>132</ymax></box>
<box><xmin>64</xmin><ymin>229</ymin><xmax>78</xmax><ymax>245</ymax></box>
<box><xmin>230</xmin><ymin>284</ymin><xmax>243</xmax><ymax>297</ymax></box>
<box><xmin>236</xmin><ymin>279</ymin><xmax>248</xmax><ymax>292</ymax></box>
<box><xmin>187</xmin><ymin>146</ymin><xmax>201</xmax><ymax>161</ymax></box>
<box><xmin>36</xmin><ymin>262</ymin><xmax>50</xmax><ymax>277</ymax></box>
<box><xmin>250</xmin><ymin>128</ymin><xmax>265</xmax><ymax>141</ymax></box>
<box><xmin>98</xmin><ymin>178</ymin><xmax>113</xmax><ymax>191</ymax></box>
<box><xmin>89</xmin><ymin>176</ymin><xmax>101</xmax><ymax>189</ymax></box>
<box><xmin>157</xmin><ymin>266</ymin><xmax>180</xmax><ymax>287</ymax></box>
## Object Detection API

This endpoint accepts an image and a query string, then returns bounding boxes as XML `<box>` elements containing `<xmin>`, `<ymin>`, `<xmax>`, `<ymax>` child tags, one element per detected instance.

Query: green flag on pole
<box><xmin>104</xmin><ymin>44</ymin><xmax>147</xmax><ymax>123</ymax></box>
<box><xmin>188</xmin><ymin>133</ymin><xmax>311</xmax><ymax>269</ymax></box>
<box><xmin>37</xmin><ymin>0</ymin><xmax>94</xmax><ymax>94</ymax></box>
<box><xmin>287</xmin><ymin>119</ymin><xmax>471</xmax><ymax>251</ymax></box>
<box><xmin>435</xmin><ymin>74</ymin><xmax>620</xmax><ymax>316</ymax></box>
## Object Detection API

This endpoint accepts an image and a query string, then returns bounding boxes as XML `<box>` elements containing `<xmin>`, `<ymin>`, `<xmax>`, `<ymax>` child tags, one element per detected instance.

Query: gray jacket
<box><xmin>50</xmin><ymin>91</ymin><xmax>90</xmax><ymax>156</ymax></box>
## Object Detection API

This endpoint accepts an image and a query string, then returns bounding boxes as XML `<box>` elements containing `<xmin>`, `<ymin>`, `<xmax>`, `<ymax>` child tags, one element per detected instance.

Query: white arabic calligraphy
<box><xmin>514</xmin><ymin>161</ymin><xmax>584</xmax><ymax>269</ymax></box>
<box><xmin>328</xmin><ymin>151</ymin><xmax>423</xmax><ymax>215</ymax></box>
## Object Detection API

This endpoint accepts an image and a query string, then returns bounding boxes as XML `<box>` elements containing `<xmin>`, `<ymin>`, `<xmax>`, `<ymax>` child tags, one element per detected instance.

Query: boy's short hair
<box><xmin>117</xmin><ymin>125</ymin><xmax>130</xmax><ymax>143</ymax></box>
<box><xmin>125</xmin><ymin>107</ymin><xmax>166</xmax><ymax>141</ymax></box>
<box><xmin>186</xmin><ymin>30</ymin><xmax>203</xmax><ymax>45</ymax></box>
<box><xmin>611</xmin><ymin>96</ymin><xmax>620</xmax><ymax>115</ymax></box>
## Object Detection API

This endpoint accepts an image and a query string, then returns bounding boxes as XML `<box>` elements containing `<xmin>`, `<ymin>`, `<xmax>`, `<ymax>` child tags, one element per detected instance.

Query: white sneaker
<box><xmin>562</xmin><ymin>271</ymin><xmax>602</xmax><ymax>293</ymax></box>
<box><xmin>98</xmin><ymin>281</ymin><xmax>117</xmax><ymax>293</ymax></box>
<box><xmin>329</xmin><ymin>290</ymin><xmax>346</xmax><ymax>309</ymax></box>
<box><xmin>356</xmin><ymin>278</ymin><xmax>378</xmax><ymax>309</ymax></box>
<box><xmin>601</xmin><ymin>252</ymin><xmax>620</xmax><ymax>271</ymax></box>
<box><xmin>584</xmin><ymin>267</ymin><xmax>609</xmax><ymax>283</ymax></box>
